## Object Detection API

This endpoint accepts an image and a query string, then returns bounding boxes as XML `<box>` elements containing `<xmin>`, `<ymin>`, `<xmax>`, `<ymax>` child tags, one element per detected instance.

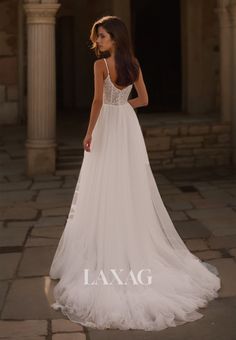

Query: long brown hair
<box><xmin>90</xmin><ymin>15</ymin><xmax>140</xmax><ymax>87</ymax></box>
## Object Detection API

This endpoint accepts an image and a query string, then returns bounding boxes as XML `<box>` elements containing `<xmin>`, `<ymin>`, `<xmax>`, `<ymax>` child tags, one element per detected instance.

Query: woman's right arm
<box><xmin>85</xmin><ymin>60</ymin><xmax>104</xmax><ymax>136</ymax></box>
<box><xmin>83</xmin><ymin>60</ymin><xmax>103</xmax><ymax>152</ymax></box>
<box><xmin>128</xmin><ymin>65</ymin><xmax>149</xmax><ymax>109</ymax></box>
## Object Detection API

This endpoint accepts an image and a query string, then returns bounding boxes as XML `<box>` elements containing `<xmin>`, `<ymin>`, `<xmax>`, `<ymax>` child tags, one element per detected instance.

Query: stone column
<box><xmin>18</xmin><ymin>0</ymin><xmax>25</xmax><ymax>124</ymax></box>
<box><xmin>182</xmin><ymin>0</ymin><xmax>204</xmax><ymax>114</ymax></box>
<box><xmin>215</xmin><ymin>0</ymin><xmax>232</xmax><ymax>123</ymax></box>
<box><xmin>227</xmin><ymin>0</ymin><xmax>236</xmax><ymax>166</ymax></box>
<box><xmin>24</xmin><ymin>1</ymin><xmax>60</xmax><ymax>176</ymax></box>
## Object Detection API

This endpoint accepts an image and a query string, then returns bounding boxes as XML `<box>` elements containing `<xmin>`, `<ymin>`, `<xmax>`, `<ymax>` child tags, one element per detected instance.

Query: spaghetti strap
<box><xmin>103</xmin><ymin>58</ymin><xmax>110</xmax><ymax>75</ymax></box>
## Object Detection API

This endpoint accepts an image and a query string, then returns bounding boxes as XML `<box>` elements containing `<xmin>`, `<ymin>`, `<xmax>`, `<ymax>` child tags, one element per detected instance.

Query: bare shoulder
<box><xmin>94</xmin><ymin>59</ymin><xmax>104</xmax><ymax>70</ymax></box>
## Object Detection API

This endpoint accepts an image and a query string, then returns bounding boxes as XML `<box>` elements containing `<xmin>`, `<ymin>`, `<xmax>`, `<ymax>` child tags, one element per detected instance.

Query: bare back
<box><xmin>103</xmin><ymin>57</ymin><xmax>148</xmax><ymax>104</ymax></box>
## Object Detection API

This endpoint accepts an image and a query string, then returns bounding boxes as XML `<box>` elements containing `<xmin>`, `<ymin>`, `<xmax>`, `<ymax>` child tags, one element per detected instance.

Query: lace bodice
<box><xmin>103</xmin><ymin>58</ymin><xmax>133</xmax><ymax>105</ymax></box>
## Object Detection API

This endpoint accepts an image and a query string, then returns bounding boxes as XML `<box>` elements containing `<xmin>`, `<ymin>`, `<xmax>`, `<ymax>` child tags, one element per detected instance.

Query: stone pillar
<box><xmin>215</xmin><ymin>0</ymin><xmax>232</xmax><ymax>123</ymax></box>
<box><xmin>18</xmin><ymin>0</ymin><xmax>25</xmax><ymax>124</ymax></box>
<box><xmin>182</xmin><ymin>0</ymin><xmax>204</xmax><ymax>114</ymax></box>
<box><xmin>227</xmin><ymin>0</ymin><xmax>236</xmax><ymax>166</ymax></box>
<box><xmin>24</xmin><ymin>1</ymin><xmax>60</xmax><ymax>176</ymax></box>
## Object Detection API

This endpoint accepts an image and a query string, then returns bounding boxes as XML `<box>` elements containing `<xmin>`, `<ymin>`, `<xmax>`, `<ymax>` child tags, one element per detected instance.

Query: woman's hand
<box><xmin>83</xmin><ymin>134</ymin><xmax>92</xmax><ymax>152</ymax></box>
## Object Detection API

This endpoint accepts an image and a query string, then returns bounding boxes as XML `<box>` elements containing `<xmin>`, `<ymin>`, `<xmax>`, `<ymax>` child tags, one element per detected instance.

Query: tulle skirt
<box><xmin>49</xmin><ymin>102</ymin><xmax>221</xmax><ymax>331</ymax></box>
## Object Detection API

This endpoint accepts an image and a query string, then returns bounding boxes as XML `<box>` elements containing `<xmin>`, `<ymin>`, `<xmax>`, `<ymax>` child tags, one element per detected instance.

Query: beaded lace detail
<box><xmin>103</xmin><ymin>58</ymin><xmax>133</xmax><ymax>105</ymax></box>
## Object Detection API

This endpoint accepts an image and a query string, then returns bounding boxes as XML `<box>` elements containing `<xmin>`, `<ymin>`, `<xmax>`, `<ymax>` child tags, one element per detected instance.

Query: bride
<box><xmin>49</xmin><ymin>15</ymin><xmax>221</xmax><ymax>331</ymax></box>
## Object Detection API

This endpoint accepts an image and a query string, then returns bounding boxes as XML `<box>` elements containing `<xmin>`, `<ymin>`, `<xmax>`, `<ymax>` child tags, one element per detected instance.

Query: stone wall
<box><xmin>0</xmin><ymin>0</ymin><xmax>18</xmax><ymax>125</ymax></box>
<box><xmin>143</xmin><ymin>122</ymin><xmax>231</xmax><ymax>169</ymax></box>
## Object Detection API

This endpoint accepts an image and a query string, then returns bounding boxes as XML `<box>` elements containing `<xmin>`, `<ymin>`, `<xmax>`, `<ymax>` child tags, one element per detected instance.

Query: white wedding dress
<box><xmin>49</xmin><ymin>58</ymin><xmax>221</xmax><ymax>331</ymax></box>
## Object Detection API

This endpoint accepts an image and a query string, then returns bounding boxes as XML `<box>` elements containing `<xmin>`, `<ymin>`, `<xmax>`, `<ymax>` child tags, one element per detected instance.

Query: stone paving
<box><xmin>1</xmin><ymin>126</ymin><xmax>236</xmax><ymax>339</ymax></box>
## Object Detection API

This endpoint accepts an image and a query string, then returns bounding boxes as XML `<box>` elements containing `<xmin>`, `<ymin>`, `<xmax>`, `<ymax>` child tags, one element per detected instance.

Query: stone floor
<box><xmin>1</xmin><ymin>125</ymin><xmax>236</xmax><ymax>339</ymax></box>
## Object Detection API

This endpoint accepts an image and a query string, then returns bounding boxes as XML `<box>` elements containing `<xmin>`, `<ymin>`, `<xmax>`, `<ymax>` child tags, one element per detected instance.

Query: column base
<box><xmin>26</xmin><ymin>143</ymin><xmax>56</xmax><ymax>176</ymax></box>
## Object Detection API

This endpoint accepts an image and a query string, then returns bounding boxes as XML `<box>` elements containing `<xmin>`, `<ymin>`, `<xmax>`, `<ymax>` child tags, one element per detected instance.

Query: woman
<box><xmin>49</xmin><ymin>15</ymin><xmax>221</xmax><ymax>331</ymax></box>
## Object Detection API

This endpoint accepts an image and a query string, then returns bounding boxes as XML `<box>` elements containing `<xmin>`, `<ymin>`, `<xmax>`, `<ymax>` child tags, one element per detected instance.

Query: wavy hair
<box><xmin>89</xmin><ymin>15</ymin><xmax>140</xmax><ymax>87</ymax></box>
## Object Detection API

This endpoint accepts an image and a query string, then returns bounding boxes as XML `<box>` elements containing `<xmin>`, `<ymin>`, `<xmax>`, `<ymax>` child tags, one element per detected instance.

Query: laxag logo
<box><xmin>84</xmin><ymin>269</ymin><xmax>152</xmax><ymax>286</ymax></box>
